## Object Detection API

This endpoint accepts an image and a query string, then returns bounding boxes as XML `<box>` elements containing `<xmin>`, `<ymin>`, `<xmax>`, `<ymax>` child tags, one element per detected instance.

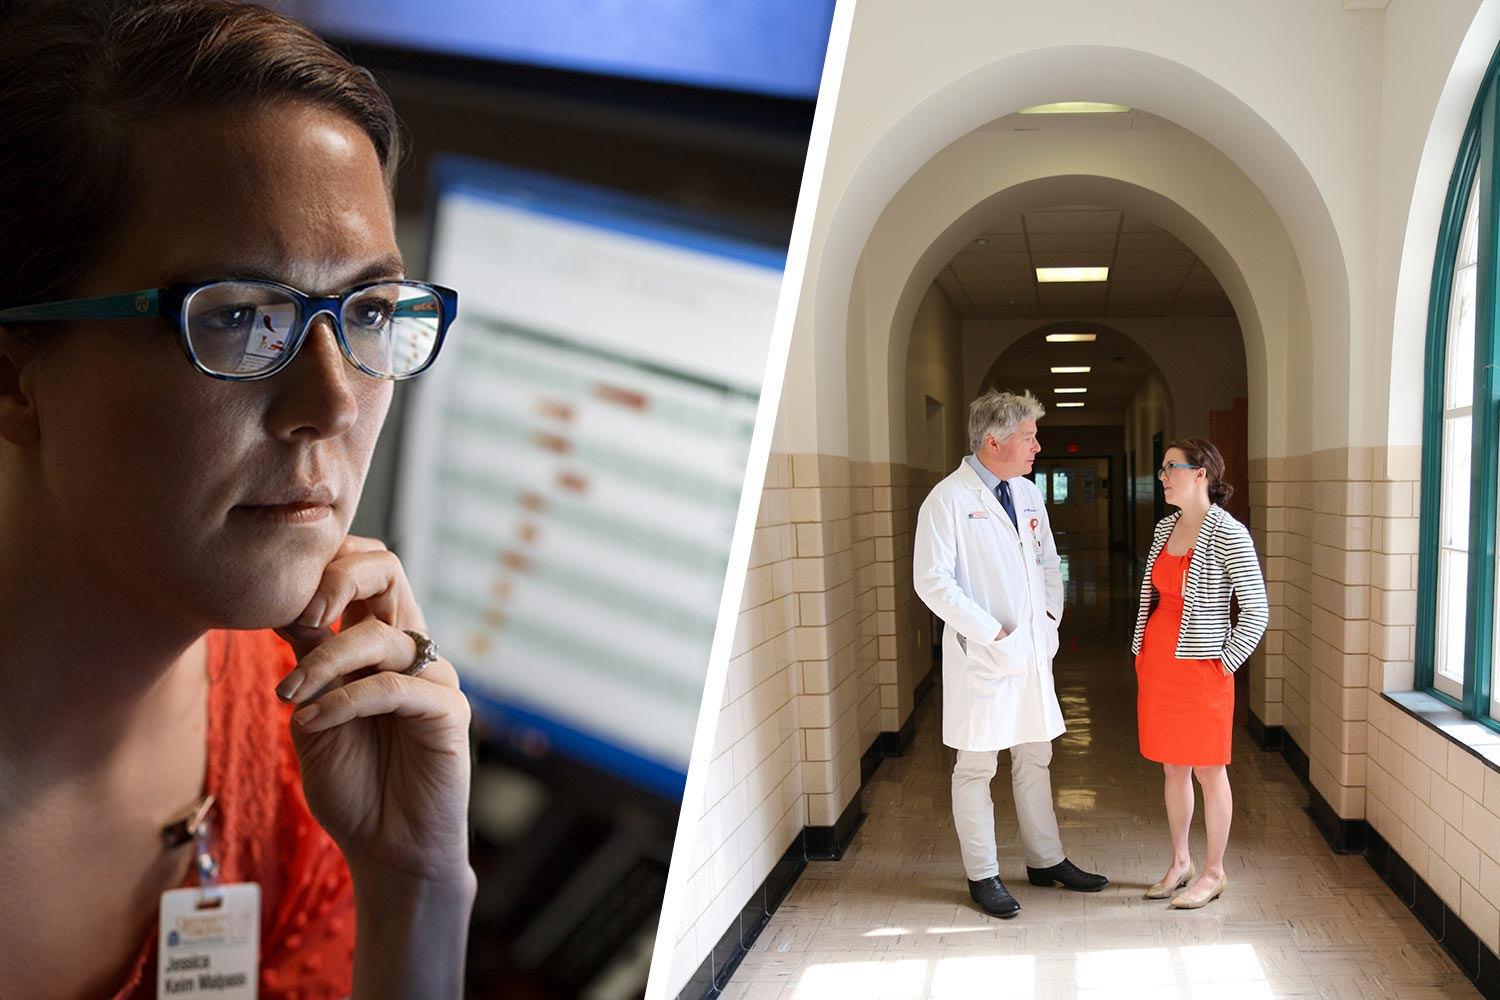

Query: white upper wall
<box><xmin>781</xmin><ymin>0</ymin><xmax>1491</xmax><ymax>463</ymax></box>
<box><xmin>1379</xmin><ymin>0</ymin><xmax>1500</xmax><ymax>446</ymax></box>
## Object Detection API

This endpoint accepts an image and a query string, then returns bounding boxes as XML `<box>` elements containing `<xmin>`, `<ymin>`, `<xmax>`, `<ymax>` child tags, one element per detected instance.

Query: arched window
<box><xmin>1417</xmin><ymin>46</ymin><xmax>1500</xmax><ymax>727</ymax></box>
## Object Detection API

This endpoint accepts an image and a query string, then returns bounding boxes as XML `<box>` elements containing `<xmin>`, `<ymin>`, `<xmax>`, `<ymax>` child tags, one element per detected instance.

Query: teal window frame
<box><xmin>1416</xmin><ymin>43</ymin><xmax>1500</xmax><ymax>731</ymax></box>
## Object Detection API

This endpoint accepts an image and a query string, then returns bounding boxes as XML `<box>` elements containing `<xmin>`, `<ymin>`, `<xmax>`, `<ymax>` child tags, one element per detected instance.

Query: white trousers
<box><xmin>952</xmin><ymin>741</ymin><xmax>1065</xmax><ymax>879</ymax></box>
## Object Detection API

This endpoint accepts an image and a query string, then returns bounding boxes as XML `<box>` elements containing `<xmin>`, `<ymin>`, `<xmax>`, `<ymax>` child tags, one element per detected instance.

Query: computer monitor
<box><xmin>395</xmin><ymin>158</ymin><xmax>783</xmax><ymax>800</ymax></box>
<box><xmin>277</xmin><ymin>0</ymin><xmax>835</xmax><ymax>99</ymax></box>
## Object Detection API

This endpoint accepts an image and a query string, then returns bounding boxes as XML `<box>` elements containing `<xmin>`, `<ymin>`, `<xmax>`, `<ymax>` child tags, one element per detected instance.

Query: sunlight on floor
<box><xmin>786</xmin><ymin>958</ymin><xmax>928</xmax><ymax>999</ymax></box>
<box><xmin>789</xmin><ymin>944</ymin><xmax>1271</xmax><ymax>1000</ymax></box>
<box><xmin>1054</xmin><ymin>787</ymin><xmax>1098</xmax><ymax>810</ymax></box>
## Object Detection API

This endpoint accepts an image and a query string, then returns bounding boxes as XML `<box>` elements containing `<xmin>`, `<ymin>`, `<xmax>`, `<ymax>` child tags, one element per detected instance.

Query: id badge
<box><xmin>1029</xmin><ymin>517</ymin><xmax>1043</xmax><ymax>566</ymax></box>
<box><xmin>158</xmin><ymin>883</ymin><xmax>259</xmax><ymax>998</ymax></box>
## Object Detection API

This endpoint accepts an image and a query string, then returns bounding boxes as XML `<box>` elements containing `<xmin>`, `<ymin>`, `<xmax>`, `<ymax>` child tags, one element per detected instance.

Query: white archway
<box><xmin>862</xmin><ymin>156</ymin><xmax>1298</xmax><ymax>468</ymax></box>
<box><xmin>806</xmin><ymin>43</ymin><xmax>1348</xmax><ymax>467</ymax></box>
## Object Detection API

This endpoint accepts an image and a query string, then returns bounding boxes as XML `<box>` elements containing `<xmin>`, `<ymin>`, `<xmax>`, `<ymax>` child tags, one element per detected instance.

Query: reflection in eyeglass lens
<box><xmin>345</xmin><ymin>284</ymin><xmax>441</xmax><ymax>376</ymax></box>
<box><xmin>182</xmin><ymin>281</ymin><xmax>442</xmax><ymax>377</ymax></box>
<box><xmin>186</xmin><ymin>283</ymin><xmax>296</xmax><ymax>375</ymax></box>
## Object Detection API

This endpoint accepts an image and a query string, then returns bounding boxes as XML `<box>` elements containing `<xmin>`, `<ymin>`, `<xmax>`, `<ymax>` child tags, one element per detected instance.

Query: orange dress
<box><xmin>1136</xmin><ymin>548</ymin><xmax>1234</xmax><ymax>766</ymax></box>
<box><xmin>109</xmin><ymin>630</ymin><xmax>355</xmax><ymax>1000</ymax></box>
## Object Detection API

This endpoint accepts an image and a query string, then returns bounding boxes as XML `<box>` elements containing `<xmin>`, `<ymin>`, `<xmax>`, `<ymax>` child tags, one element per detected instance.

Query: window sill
<box><xmin>1383</xmin><ymin>690</ymin><xmax>1500</xmax><ymax>773</ymax></box>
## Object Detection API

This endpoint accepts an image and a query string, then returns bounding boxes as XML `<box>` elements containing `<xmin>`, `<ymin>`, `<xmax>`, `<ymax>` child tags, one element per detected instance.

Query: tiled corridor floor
<box><xmin>722</xmin><ymin>549</ymin><xmax>1481</xmax><ymax>999</ymax></box>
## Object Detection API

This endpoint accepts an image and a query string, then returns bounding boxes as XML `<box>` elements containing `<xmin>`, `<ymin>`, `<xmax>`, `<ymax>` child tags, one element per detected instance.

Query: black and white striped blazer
<box><xmin>1130</xmin><ymin>505</ymin><xmax>1268</xmax><ymax>672</ymax></box>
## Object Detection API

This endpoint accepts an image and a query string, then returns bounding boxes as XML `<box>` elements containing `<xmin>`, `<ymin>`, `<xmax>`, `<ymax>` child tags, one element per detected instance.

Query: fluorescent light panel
<box><xmin>1051</xmin><ymin>366</ymin><xmax>1091</xmax><ymax>374</ymax></box>
<box><xmin>1056</xmin><ymin>402</ymin><xmax>1086</xmax><ymax>408</ymax></box>
<box><xmin>1036</xmin><ymin>266</ymin><xmax>1109</xmax><ymax>283</ymax></box>
<box><xmin>1054</xmin><ymin>387</ymin><xmax>1087</xmax><ymax>394</ymax></box>
<box><xmin>1018</xmin><ymin>102</ymin><xmax>1131</xmax><ymax>115</ymax></box>
<box><xmin>1046</xmin><ymin>333</ymin><xmax>1097</xmax><ymax>343</ymax></box>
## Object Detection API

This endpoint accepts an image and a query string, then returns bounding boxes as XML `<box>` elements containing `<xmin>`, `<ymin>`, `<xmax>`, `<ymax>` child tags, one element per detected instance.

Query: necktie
<box><xmin>997</xmin><ymin>480</ymin><xmax>1017</xmax><ymax>530</ymax></box>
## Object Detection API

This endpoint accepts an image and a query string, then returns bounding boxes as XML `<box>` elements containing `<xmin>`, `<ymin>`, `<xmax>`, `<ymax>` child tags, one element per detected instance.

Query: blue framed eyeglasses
<box><xmin>0</xmin><ymin>278</ymin><xmax>458</xmax><ymax>381</ymax></box>
<box><xmin>1157</xmin><ymin>462</ymin><xmax>1201</xmax><ymax>479</ymax></box>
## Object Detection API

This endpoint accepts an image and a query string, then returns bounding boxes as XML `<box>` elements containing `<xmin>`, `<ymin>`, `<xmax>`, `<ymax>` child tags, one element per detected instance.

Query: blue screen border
<box><xmin>428</xmin><ymin>156</ymin><xmax>787</xmax><ymax>273</ymax></box>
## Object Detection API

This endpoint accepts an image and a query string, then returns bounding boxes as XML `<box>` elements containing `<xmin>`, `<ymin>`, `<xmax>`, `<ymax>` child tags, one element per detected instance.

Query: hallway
<box><xmin>720</xmin><ymin>549</ymin><xmax>1481</xmax><ymax>1000</ymax></box>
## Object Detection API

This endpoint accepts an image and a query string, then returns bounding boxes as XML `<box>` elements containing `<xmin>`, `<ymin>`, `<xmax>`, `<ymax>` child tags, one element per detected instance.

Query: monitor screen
<box><xmin>279</xmin><ymin>0</ymin><xmax>834</xmax><ymax>99</ymax></box>
<box><xmin>395</xmin><ymin>158</ymin><xmax>783</xmax><ymax>798</ymax></box>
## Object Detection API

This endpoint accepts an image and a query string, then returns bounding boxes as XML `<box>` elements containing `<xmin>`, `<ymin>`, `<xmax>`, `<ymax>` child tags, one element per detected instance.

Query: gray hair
<box><xmin>968</xmin><ymin>390</ymin><xmax>1045</xmax><ymax>453</ymax></box>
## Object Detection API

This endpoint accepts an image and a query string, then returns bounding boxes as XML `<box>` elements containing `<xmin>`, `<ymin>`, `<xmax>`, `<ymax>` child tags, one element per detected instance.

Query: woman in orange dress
<box><xmin>1132</xmin><ymin>438</ymin><xmax>1267</xmax><ymax>909</ymax></box>
<box><xmin>0</xmin><ymin>3</ymin><xmax>473</xmax><ymax>997</ymax></box>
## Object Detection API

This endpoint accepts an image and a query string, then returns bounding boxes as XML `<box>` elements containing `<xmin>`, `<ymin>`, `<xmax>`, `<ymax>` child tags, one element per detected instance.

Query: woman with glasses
<box><xmin>1130</xmin><ymin>438</ymin><xmax>1267</xmax><ymax>909</ymax></box>
<box><xmin>0</xmin><ymin>3</ymin><xmax>470</xmax><ymax>997</ymax></box>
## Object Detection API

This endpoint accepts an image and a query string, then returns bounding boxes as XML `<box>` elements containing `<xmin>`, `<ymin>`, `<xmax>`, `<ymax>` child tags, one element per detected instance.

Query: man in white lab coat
<box><xmin>913</xmin><ymin>390</ymin><xmax>1108</xmax><ymax>917</ymax></box>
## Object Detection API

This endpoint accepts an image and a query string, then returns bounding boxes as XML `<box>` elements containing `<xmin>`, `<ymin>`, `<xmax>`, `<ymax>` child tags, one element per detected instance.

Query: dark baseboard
<box><xmin>1247</xmin><ymin>709</ymin><xmax>1307</xmax><ymax>788</ymax></box>
<box><xmin>1245</xmin><ymin>708</ymin><xmax>1284</xmax><ymax>752</ymax></box>
<box><xmin>863</xmin><ymin>663</ymin><xmax>938</xmax><ymax>784</ymax></box>
<box><xmin>1280</xmin><ymin>729</ymin><xmax>1310</xmax><ymax>787</ymax></box>
<box><xmin>878</xmin><ymin>715</ymin><xmax>915</xmax><ymax>758</ymax></box>
<box><xmin>675</xmin><ymin>837</ymin><xmax>808</xmax><ymax>1000</ymax></box>
<box><xmin>805</xmin><ymin>789</ymin><xmax>864</xmax><ymax>861</ymax></box>
<box><xmin>860</xmin><ymin>736</ymin><xmax>884</xmax><ymax>785</ymax></box>
<box><xmin>1306</xmin><ymin>781</ymin><xmax>1367</xmax><ymax>855</ymax></box>
<box><xmin>1364</xmin><ymin>825</ymin><xmax>1500</xmax><ymax>998</ymax></box>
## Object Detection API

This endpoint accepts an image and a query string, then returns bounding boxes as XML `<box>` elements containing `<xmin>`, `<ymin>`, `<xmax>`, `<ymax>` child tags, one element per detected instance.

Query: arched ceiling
<box><xmin>934</xmin><ymin>112</ymin><xmax>1234</xmax><ymax>321</ymax></box>
<box><xmin>937</xmin><ymin>203</ymin><xmax>1233</xmax><ymax>320</ymax></box>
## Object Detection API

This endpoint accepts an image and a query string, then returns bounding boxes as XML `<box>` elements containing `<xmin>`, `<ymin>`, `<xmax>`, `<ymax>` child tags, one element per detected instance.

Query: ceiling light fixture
<box><xmin>1056</xmin><ymin>402</ymin><xmax>1086</xmax><ymax>408</ymax></box>
<box><xmin>1045</xmin><ymin>333</ymin><xmax>1097</xmax><ymax>343</ymax></box>
<box><xmin>1018</xmin><ymin>102</ymin><xmax>1131</xmax><ymax>115</ymax></box>
<box><xmin>1037</xmin><ymin>267</ymin><xmax>1109</xmax><ymax>283</ymax></box>
<box><xmin>1051</xmin><ymin>366</ymin><xmax>1091</xmax><ymax>374</ymax></box>
<box><xmin>1054</xmin><ymin>387</ymin><xmax>1087</xmax><ymax>394</ymax></box>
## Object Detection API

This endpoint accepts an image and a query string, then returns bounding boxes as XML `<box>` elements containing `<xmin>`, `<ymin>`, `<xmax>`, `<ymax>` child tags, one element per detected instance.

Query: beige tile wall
<box><xmin>791</xmin><ymin>452</ymin><xmax>867</xmax><ymax>826</ymax></box>
<box><xmin>872</xmin><ymin>462</ymin><xmax>926</xmax><ymax>734</ymax></box>
<box><xmin>669</xmin><ymin>452</ymin><xmax>804</xmax><ymax>994</ymax></box>
<box><xmin>669</xmin><ymin>453</ymin><xmax>938</xmax><ymax>996</ymax></box>
<box><xmin>1248</xmin><ymin>455</ymin><xmax>1312</xmax><ymax>745</ymax></box>
<box><xmin>1248</xmin><ymin>443</ymin><xmax>1500</xmax><ymax>954</ymax></box>
<box><xmin>1250</xmin><ymin>448</ymin><xmax>1373</xmax><ymax>819</ymax></box>
<box><xmin>1247</xmin><ymin>458</ymin><xmax>1281</xmax><ymax>729</ymax></box>
<box><xmin>1305</xmin><ymin>447</ymin><xmax>1373</xmax><ymax>819</ymax></box>
<box><xmin>1367</xmin><ymin>444</ymin><xmax>1421</xmax><ymax>699</ymax></box>
<box><xmin>1363</xmin><ymin>446</ymin><xmax>1500</xmax><ymax>955</ymax></box>
<box><xmin>1367</xmin><ymin>694</ymin><xmax>1500</xmax><ymax>955</ymax></box>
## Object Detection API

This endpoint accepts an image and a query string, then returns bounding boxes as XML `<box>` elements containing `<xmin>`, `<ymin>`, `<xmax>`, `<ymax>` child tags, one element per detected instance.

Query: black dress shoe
<box><xmin>1026</xmin><ymin>858</ymin><xmax>1109</xmax><ymax>892</ymax></box>
<box><xmin>967</xmin><ymin>876</ymin><xmax>1022</xmax><ymax>917</ymax></box>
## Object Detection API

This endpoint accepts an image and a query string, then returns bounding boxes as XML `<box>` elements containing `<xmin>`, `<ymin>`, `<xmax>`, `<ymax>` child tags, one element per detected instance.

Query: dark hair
<box><xmin>0</xmin><ymin>0</ymin><xmax>401</xmax><ymax>312</ymax></box>
<box><xmin>1168</xmin><ymin>437</ymin><xmax>1233</xmax><ymax>505</ymax></box>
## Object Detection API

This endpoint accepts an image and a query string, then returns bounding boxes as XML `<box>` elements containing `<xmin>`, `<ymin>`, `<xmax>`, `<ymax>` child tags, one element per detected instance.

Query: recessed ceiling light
<box><xmin>1054</xmin><ymin>387</ymin><xmax>1087</xmax><ymax>394</ymax></box>
<box><xmin>974</xmin><ymin>238</ymin><xmax>991</xmax><ymax>246</ymax></box>
<box><xmin>1046</xmin><ymin>333</ymin><xmax>1097</xmax><ymax>343</ymax></box>
<box><xmin>1051</xmin><ymin>366</ymin><xmax>1091</xmax><ymax>374</ymax></box>
<box><xmin>1037</xmin><ymin>267</ymin><xmax>1109</xmax><ymax>283</ymax></box>
<box><xmin>1018</xmin><ymin>102</ymin><xmax>1131</xmax><ymax>115</ymax></box>
<box><xmin>1056</xmin><ymin>402</ymin><xmax>1086</xmax><ymax>408</ymax></box>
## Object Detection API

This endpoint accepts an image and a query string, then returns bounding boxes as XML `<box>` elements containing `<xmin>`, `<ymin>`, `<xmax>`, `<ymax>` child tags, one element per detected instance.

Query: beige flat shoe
<box><xmin>1170</xmin><ymin>872</ymin><xmax>1228</xmax><ymax>909</ymax></box>
<box><xmin>1145</xmin><ymin>863</ymin><xmax>1197</xmax><ymax>900</ymax></box>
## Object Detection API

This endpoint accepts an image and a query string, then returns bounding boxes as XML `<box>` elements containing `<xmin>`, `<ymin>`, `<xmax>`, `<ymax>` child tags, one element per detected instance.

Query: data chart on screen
<box><xmin>396</xmin><ymin>161</ymin><xmax>782</xmax><ymax>796</ymax></box>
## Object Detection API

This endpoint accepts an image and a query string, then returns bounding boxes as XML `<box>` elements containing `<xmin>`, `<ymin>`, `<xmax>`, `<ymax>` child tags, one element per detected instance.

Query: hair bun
<box><xmin>1209</xmin><ymin>481</ymin><xmax>1234</xmax><ymax>505</ymax></box>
